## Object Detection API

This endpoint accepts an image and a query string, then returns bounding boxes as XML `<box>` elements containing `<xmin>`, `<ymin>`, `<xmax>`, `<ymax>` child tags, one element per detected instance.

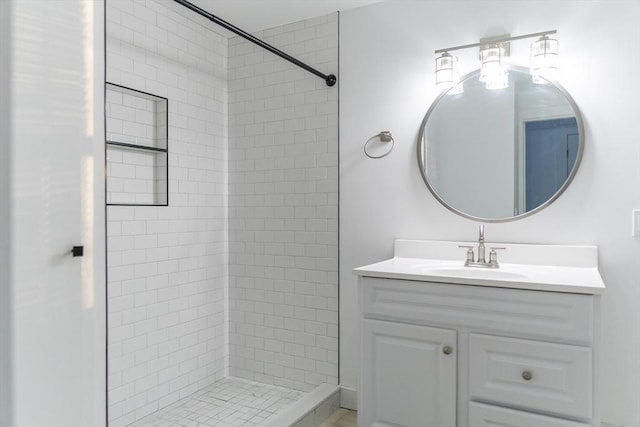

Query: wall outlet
<box><xmin>632</xmin><ymin>209</ymin><xmax>640</xmax><ymax>237</ymax></box>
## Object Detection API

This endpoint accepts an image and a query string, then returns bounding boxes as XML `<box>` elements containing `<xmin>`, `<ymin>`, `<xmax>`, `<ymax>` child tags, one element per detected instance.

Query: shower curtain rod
<box><xmin>173</xmin><ymin>0</ymin><xmax>337</xmax><ymax>87</ymax></box>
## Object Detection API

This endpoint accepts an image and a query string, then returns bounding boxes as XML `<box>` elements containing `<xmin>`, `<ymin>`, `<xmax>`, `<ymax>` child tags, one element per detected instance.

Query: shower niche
<box><xmin>106</xmin><ymin>83</ymin><xmax>168</xmax><ymax>206</ymax></box>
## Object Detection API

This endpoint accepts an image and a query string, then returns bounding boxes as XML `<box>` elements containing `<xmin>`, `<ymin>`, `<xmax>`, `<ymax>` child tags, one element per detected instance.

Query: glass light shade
<box><xmin>480</xmin><ymin>45</ymin><xmax>502</xmax><ymax>81</ymax></box>
<box><xmin>480</xmin><ymin>45</ymin><xmax>509</xmax><ymax>90</ymax></box>
<box><xmin>435</xmin><ymin>52</ymin><xmax>457</xmax><ymax>85</ymax></box>
<box><xmin>530</xmin><ymin>35</ymin><xmax>559</xmax><ymax>84</ymax></box>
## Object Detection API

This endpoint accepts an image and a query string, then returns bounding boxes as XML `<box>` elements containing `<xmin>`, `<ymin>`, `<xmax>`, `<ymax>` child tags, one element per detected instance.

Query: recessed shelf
<box><xmin>106</xmin><ymin>140</ymin><xmax>168</xmax><ymax>153</ymax></box>
<box><xmin>106</xmin><ymin>83</ymin><xmax>168</xmax><ymax>206</ymax></box>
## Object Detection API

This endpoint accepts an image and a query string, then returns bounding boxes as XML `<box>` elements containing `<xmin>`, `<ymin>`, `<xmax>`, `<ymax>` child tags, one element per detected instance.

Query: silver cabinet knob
<box><xmin>522</xmin><ymin>371</ymin><xmax>533</xmax><ymax>381</ymax></box>
<box><xmin>443</xmin><ymin>346</ymin><xmax>453</xmax><ymax>355</ymax></box>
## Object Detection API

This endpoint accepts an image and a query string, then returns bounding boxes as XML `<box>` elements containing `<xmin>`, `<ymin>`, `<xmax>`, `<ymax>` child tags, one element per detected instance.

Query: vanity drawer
<box><xmin>469</xmin><ymin>333</ymin><xmax>592</xmax><ymax>419</ymax></box>
<box><xmin>360</xmin><ymin>277</ymin><xmax>594</xmax><ymax>344</ymax></box>
<box><xmin>469</xmin><ymin>402</ymin><xmax>591</xmax><ymax>427</ymax></box>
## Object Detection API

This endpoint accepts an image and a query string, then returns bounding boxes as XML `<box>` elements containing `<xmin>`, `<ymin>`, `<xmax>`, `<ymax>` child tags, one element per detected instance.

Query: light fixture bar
<box><xmin>434</xmin><ymin>30</ymin><xmax>557</xmax><ymax>54</ymax></box>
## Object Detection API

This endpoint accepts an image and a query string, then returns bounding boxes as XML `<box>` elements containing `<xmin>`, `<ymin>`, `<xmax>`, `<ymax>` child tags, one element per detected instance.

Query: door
<box><xmin>9</xmin><ymin>1</ymin><xmax>106</xmax><ymax>426</ymax></box>
<box><xmin>524</xmin><ymin>117</ymin><xmax>579</xmax><ymax>211</ymax></box>
<box><xmin>360</xmin><ymin>319</ymin><xmax>457</xmax><ymax>427</ymax></box>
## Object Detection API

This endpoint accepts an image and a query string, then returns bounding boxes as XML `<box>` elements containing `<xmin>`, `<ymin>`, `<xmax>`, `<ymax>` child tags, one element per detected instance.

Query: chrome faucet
<box><xmin>477</xmin><ymin>224</ymin><xmax>486</xmax><ymax>263</ymax></box>
<box><xmin>459</xmin><ymin>224</ymin><xmax>505</xmax><ymax>268</ymax></box>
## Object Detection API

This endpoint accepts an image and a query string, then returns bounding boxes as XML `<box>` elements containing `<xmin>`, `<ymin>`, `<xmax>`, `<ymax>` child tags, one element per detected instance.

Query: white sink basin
<box><xmin>353</xmin><ymin>240</ymin><xmax>605</xmax><ymax>294</ymax></box>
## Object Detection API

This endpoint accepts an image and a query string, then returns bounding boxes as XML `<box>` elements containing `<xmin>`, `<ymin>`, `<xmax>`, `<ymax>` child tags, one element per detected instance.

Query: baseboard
<box><xmin>339</xmin><ymin>386</ymin><xmax>357</xmax><ymax>411</ymax></box>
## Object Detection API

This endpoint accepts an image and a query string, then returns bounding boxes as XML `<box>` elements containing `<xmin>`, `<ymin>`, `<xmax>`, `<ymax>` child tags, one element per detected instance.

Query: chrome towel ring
<box><xmin>364</xmin><ymin>131</ymin><xmax>394</xmax><ymax>159</ymax></box>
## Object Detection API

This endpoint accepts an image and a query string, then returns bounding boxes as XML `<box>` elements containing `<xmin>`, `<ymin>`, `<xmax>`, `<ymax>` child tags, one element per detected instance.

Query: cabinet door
<box><xmin>360</xmin><ymin>319</ymin><xmax>456</xmax><ymax>427</ymax></box>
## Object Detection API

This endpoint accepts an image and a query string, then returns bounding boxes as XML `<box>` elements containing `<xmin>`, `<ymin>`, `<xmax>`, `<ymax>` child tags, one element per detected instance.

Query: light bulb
<box><xmin>484</xmin><ymin>71</ymin><xmax>509</xmax><ymax>90</ymax></box>
<box><xmin>480</xmin><ymin>44</ymin><xmax>509</xmax><ymax>90</ymax></box>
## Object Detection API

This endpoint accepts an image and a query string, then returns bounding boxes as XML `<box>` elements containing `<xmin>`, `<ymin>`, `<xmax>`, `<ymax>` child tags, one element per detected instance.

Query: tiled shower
<box><xmin>105</xmin><ymin>0</ymin><xmax>339</xmax><ymax>426</ymax></box>
<box><xmin>227</xmin><ymin>14</ymin><xmax>339</xmax><ymax>390</ymax></box>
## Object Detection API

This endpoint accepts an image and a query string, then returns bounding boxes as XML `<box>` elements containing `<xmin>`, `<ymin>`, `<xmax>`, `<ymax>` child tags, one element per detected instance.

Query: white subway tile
<box><xmin>109</xmin><ymin>4</ymin><xmax>338</xmax><ymax>418</ymax></box>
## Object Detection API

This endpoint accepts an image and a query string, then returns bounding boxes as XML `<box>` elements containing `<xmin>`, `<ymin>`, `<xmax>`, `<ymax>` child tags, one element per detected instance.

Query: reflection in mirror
<box><xmin>418</xmin><ymin>65</ymin><xmax>583</xmax><ymax>222</ymax></box>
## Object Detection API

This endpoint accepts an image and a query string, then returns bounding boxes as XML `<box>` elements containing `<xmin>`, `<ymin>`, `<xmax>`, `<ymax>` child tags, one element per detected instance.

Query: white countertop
<box><xmin>353</xmin><ymin>240</ymin><xmax>605</xmax><ymax>295</ymax></box>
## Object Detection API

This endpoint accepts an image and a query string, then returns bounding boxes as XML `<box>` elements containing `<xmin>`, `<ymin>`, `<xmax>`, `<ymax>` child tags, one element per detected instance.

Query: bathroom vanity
<box><xmin>354</xmin><ymin>240</ymin><xmax>605</xmax><ymax>427</ymax></box>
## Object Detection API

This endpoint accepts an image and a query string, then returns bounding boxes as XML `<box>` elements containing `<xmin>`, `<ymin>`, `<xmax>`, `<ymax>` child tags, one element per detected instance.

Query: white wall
<box><xmin>340</xmin><ymin>1</ymin><xmax>640</xmax><ymax>425</ymax></box>
<box><xmin>106</xmin><ymin>1</ymin><xmax>228</xmax><ymax>425</ymax></box>
<box><xmin>4</xmin><ymin>0</ymin><xmax>106</xmax><ymax>426</ymax></box>
<box><xmin>227</xmin><ymin>13</ymin><xmax>339</xmax><ymax>392</ymax></box>
<box><xmin>0</xmin><ymin>1</ymin><xmax>13</xmax><ymax>425</ymax></box>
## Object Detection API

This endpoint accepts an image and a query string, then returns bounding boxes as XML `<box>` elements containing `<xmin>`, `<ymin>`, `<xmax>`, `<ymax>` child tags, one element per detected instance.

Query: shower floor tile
<box><xmin>128</xmin><ymin>377</ymin><xmax>306</xmax><ymax>427</ymax></box>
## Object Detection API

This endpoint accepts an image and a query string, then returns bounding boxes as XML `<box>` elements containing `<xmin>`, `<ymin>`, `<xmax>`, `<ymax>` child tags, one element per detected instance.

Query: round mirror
<box><xmin>418</xmin><ymin>65</ymin><xmax>584</xmax><ymax>222</ymax></box>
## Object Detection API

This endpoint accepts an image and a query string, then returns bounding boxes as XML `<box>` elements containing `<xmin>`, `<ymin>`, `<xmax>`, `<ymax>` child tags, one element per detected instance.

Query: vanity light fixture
<box><xmin>434</xmin><ymin>30</ymin><xmax>558</xmax><ymax>90</ymax></box>
<box><xmin>435</xmin><ymin>52</ymin><xmax>464</xmax><ymax>94</ymax></box>
<box><xmin>435</xmin><ymin>52</ymin><xmax>456</xmax><ymax>85</ymax></box>
<box><xmin>479</xmin><ymin>44</ymin><xmax>509</xmax><ymax>90</ymax></box>
<box><xmin>530</xmin><ymin>34</ymin><xmax>559</xmax><ymax>84</ymax></box>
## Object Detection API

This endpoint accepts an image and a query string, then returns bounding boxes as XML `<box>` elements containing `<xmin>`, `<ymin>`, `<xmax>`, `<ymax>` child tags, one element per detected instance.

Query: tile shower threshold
<box><xmin>126</xmin><ymin>377</ymin><xmax>306</xmax><ymax>427</ymax></box>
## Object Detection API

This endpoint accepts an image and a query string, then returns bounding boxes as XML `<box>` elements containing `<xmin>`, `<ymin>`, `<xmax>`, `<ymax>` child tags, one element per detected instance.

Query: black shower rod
<box><xmin>173</xmin><ymin>0</ymin><xmax>337</xmax><ymax>87</ymax></box>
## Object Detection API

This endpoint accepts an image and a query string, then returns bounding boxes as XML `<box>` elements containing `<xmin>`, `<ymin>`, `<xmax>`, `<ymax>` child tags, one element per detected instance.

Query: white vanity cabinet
<box><xmin>357</xmin><ymin>276</ymin><xmax>600</xmax><ymax>427</ymax></box>
<box><xmin>360</xmin><ymin>319</ymin><xmax>457</xmax><ymax>426</ymax></box>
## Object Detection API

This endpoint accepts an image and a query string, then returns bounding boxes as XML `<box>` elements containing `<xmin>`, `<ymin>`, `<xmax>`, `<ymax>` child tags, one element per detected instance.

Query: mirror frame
<box><xmin>417</xmin><ymin>64</ymin><xmax>585</xmax><ymax>222</ymax></box>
